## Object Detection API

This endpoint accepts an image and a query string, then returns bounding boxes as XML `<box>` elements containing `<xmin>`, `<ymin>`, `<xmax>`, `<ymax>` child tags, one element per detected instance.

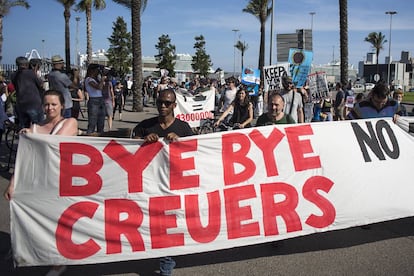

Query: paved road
<box><xmin>1</xmin><ymin>97</ymin><xmax>414</xmax><ymax>276</ymax></box>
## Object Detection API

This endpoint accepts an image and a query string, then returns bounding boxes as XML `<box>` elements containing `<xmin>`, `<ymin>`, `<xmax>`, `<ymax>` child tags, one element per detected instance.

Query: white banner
<box><xmin>10</xmin><ymin>118</ymin><xmax>414</xmax><ymax>266</ymax></box>
<box><xmin>174</xmin><ymin>89</ymin><xmax>215</xmax><ymax>128</ymax></box>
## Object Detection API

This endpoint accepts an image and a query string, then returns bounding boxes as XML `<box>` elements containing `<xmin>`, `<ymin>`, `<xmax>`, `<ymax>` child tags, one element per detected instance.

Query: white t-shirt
<box><xmin>221</xmin><ymin>88</ymin><xmax>237</xmax><ymax>112</ymax></box>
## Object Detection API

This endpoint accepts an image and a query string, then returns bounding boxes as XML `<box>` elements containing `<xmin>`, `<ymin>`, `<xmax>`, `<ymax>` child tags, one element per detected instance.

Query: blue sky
<box><xmin>3</xmin><ymin>0</ymin><xmax>413</xmax><ymax>72</ymax></box>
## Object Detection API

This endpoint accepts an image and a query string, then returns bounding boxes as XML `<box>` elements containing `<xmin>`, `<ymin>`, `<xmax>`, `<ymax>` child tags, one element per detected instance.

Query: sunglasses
<box><xmin>156</xmin><ymin>100</ymin><xmax>175</xmax><ymax>107</ymax></box>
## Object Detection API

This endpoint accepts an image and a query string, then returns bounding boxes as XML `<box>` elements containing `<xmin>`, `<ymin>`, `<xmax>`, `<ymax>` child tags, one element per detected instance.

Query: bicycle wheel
<box><xmin>199</xmin><ymin>119</ymin><xmax>215</xmax><ymax>134</ymax></box>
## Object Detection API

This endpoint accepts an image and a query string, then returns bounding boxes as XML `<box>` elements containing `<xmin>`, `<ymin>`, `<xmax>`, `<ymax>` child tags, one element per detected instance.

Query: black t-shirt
<box><xmin>133</xmin><ymin>117</ymin><xmax>193</xmax><ymax>138</ymax></box>
<box><xmin>12</xmin><ymin>69</ymin><xmax>43</xmax><ymax>109</ymax></box>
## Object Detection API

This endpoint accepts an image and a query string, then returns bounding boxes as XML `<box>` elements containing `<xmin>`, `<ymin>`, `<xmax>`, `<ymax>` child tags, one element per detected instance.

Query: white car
<box><xmin>353</xmin><ymin>83</ymin><xmax>364</xmax><ymax>93</ymax></box>
<box><xmin>365</xmin><ymin>83</ymin><xmax>375</xmax><ymax>91</ymax></box>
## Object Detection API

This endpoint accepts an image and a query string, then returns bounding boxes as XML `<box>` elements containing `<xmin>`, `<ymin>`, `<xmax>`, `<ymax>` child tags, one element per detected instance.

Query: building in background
<box><xmin>277</xmin><ymin>29</ymin><xmax>313</xmax><ymax>62</ymax></box>
<box><xmin>359</xmin><ymin>50</ymin><xmax>413</xmax><ymax>89</ymax></box>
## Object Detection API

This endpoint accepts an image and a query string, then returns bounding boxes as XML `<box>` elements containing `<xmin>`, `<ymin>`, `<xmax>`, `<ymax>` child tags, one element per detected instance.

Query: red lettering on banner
<box><xmin>222</xmin><ymin>133</ymin><xmax>256</xmax><ymax>185</ymax></box>
<box><xmin>56</xmin><ymin>201</ymin><xmax>100</xmax><ymax>259</ymax></box>
<box><xmin>249</xmin><ymin>128</ymin><xmax>285</xmax><ymax>177</ymax></box>
<box><xmin>149</xmin><ymin>196</ymin><xmax>184</xmax><ymax>249</ymax></box>
<box><xmin>103</xmin><ymin>140</ymin><xmax>163</xmax><ymax>193</ymax></box>
<box><xmin>285</xmin><ymin>125</ymin><xmax>321</xmax><ymax>171</ymax></box>
<box><xmin>302</xmin><ymin>176</ymin><xmax>336</xmax><ymax>228</ymax></box>
<box><xmin>224</xmin><ymin>185</ymin><xmax>260</xmax><ymax>239</ymax></box>
<box><xmin>176</xmin><ymin>111</ymin><xmax>214</xmax><ymax>122</ymax></box>
<box><xmin>170</xmin><ymin>140</ymin><xmax>199</xmax><ymax>190</ymax></box>
<box><xmin>185</xmin><ymin>191</ymin><xmax>221</xmax><ymax>243</ymax></box>
<box><xmin>105</xmin><ymin>199</ymin><xmax>145</xmax><ymax>254</ymax></box>
<box><xmin>60</xmin><ymin>143</ymin><xmax>103</xmax><ymax>196</ymax></box>
<box><xmin>260</xmin><ymin>183</ymin><xmax>302</xmax><ymax>236</ymax></box>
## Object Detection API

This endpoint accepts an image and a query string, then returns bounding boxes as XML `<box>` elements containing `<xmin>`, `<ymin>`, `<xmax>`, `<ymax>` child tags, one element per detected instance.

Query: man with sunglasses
<box><xmin>133</xmin><ymin>88</ymin><xmax>193</xmax><ymax>141</ymax></box>
<box><xmin>132</xmin><ymin>88</ymin><xmax>193</xmax><ymax>276</ymax></box>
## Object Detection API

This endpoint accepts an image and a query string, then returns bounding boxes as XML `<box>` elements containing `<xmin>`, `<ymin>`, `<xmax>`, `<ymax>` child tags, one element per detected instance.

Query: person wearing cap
<box><xmin>48</xmin><ymin>55</ymin><xmax>76</xmax><ymax>118</ymax></box>
<box><xmin>11</xmin><ymin>56</ymin><xmax>44</xmax><ymax>128</ymax></box>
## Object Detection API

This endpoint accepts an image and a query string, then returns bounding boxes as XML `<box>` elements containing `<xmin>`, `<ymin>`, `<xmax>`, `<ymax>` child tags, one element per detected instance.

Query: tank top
<box><xmin>33</xmin><ymin>119</ymin><xmax>66</xmax><ymax>135</ymax></box>
<box><xmin>322</xmin><ymin>99</ymin><xmax>332</xmax><ymax>113</ymax></box>
<box><xmin>231</xmin><ymin>103</ymin><xmax>251</xmax><ymax>127</ymax></box>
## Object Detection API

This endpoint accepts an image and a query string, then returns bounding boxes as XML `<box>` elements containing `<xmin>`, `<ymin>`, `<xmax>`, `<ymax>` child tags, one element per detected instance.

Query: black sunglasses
<box><xmin>156</xmin><ymin>100</ymin><xmax>175</xmax><ymax>107</ymax></box>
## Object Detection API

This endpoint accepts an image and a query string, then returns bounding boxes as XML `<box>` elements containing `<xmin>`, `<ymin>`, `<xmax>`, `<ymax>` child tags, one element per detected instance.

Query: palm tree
<box><xmin>0</xmin><ymin>0</ymin><xmax>30</xmax><ymax>64</ymax></box>
<box><xmin>339</xmin><ymin>0</ymin><xmax>348</xmax><ymax>85</ymax></box>
<box><xmin>113</xmin><ymin>0</ymin><xmax>147</xmax><ymax>112</ymax></box>
<box><xmin>235</xmin><ymin>40</ymin><xmax>248</xmax><ymax>72</ymax></box>
<box><xmin>243</xmin><ymin>0</ymin><xmax>272</xmax><ymax>86</ymax></box>
<box><xmin>76</xmin><ymin>0</ymin><xmax>106</xmax><ymax>66</ymax></box>
<box><xmin>56</xmin><ymin>0</ymin><xmax>76</xmax><ymax>72</ymax></box>
<box><xmin>364</xmin><ymin>32</ymin><xmax>387</xmax><ymax>66</ymax></box>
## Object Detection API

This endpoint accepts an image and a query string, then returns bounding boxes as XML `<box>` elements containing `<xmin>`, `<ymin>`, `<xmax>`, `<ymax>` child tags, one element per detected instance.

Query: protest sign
<box><xmin>174</xmin><ymin>89</ymin><xmax>215</xmax><ymax>128</ymax></box>
<box><xmin>241</xmin><ymin>67</ymin><xmax>260</xmax><ymax>96</ymax></box>
<box><xmin>289</xmin><ymin>48</ymin><xmax>313</xmax><ymax>88</ymax></box>
<box><xmin>263</xmin><ymin>63</ymin><xmax>289</xmax><ymax>92</ymax></box>
<box><xmin>10</xmin><ymin>118</ymin><xmax>414</xmax><ymax>266</ymax></box>
<box><xmin>307</xmin><ymin>72</ymin><xmax>329</xmax><ymax>102</ymax></box>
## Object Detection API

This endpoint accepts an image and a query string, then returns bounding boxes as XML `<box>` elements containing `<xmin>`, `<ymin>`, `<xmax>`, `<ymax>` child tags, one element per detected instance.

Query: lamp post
<box><xmin>41</xmin><ymin>39</ymin><xmax>45</xmax><ymax>61</ymax></box>
<box><xmin>269</xmin><ymin>0</ymin><xmax>275</xmax><ymax>65</ymax></box>
<box><xmin>309</xmin><ymin>12</ymin><xmax>315</xmax><ymax>51</ymax></box>
<box><xmin>75</xmin><ymin>16</ymin><xmax>81</xmax><ymax>67</ymax></box>
<box><xmin>232</xmin><ymin>29</ymin><xmax>239</xmax><ymax>76</ymax></box>
<box><xmin>309</xmin><ymin>12</ymin><xmax>315</xmax><ymax>31</ymax></box>
<box><xmin>385</xmin><ymin>11</ymin><xmax>397</xmax><ymax>87</ymax></box>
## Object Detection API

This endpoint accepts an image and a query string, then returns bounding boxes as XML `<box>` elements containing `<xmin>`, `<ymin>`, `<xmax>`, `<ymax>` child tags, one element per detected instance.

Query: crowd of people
<box><xmin>1</xmin><ymin>54</ymin><xmax>411</xmax><ymax>276</ymax></box>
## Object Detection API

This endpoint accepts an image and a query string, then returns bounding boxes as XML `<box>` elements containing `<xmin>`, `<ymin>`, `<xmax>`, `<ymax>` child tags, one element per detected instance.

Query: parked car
<box><xmin>408</xmin><ymin>88</ymin><xmax>414</xmax><ymax>92</ymax></box>
<box><xmin>353</xmin><ymin>83</ymin><xmax>364</xmax><ymax>93</ymax></box>
<box><xmin>365</xmin><ymin>83</ymin><xmax>375</xmax><ymax>91</ymax></box>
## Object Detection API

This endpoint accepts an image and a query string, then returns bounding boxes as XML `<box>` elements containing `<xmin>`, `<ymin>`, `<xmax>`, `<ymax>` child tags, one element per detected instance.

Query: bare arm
<box><xmin>298</xmin><ymin>107</ymin><xmax>304</xmax><ymax>123</ymax></box>
<box><xmin>3</xmin><ymin>174</ymin><xmax>14</xmax><ymax>200</ymax></box>
<box><xmin>214</xmin><ymin>104</ymin><xmax>234</xmax><ymax>127</ymax></box>
<box><xmin>240</xmin><ymin>102</ymin><xmax>253</xmax><ymax>128</ymax></box>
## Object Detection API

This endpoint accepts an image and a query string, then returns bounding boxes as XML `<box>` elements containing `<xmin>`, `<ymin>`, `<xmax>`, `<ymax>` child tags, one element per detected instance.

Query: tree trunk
<box><xmin>241</xmin><ymin>52</ymin><xmax>244</xmax><ymax>72</ymax></box>
<box><xmin>339</xmin><ymin>0</ymin><xmax>348</xmax><ymax>85</ymax></box>
<box><xmin>86</xmin><ymin>7</ymin><xmax>92</xmax><ymax>66</ymax></box>
<box><xmin>131</xmin><ymin>0</ymin><xmax>143</xmax><ymax>112</ymax></box>
<box><xmin>0</xmin><ymin>17</ymin><xmax>3</xmax><ymax>64</ymax></box>
<box><xmin>259</xmin><ymin>20</ymin><xmax>266</xmax><ymax>86</ymax></box>
<box><xmin>64</xmin><ymin>9</ymin><xmax>71</xmax><ymax>72</ymax></box>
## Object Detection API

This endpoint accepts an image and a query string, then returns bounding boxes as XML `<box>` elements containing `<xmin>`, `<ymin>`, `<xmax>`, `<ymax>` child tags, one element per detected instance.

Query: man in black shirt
<box><xmin>133</xmin><ymin>88</ymin><xmax>193</xmax><ymax>141</ymax></box>
<box><xmin>132</xmin><ymin>88</ymin><xmax>192</xmax><ymax>276</ymax></box>
<box><xmin>12</xmin><ymin>56</ymin><xmax>44</xmax><ymax>128</ymax></box>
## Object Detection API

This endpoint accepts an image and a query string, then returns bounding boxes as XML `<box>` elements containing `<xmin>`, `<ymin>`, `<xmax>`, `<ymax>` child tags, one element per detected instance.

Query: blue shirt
<box><xmin>348</xmin><ymin>98</ymin><xmax>399</xmax><ymax>119</ymax></box>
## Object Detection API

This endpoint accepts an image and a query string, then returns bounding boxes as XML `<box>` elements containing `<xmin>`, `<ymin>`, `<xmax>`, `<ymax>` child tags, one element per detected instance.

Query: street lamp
<box><xmin>309</xmin><ymin>12</ymin><xmax>315</xmax><ymax>31</ymax></box>
<box><xmin>232</xmin><ymin>29</ymin><xmax>239</xmax><ymax>76</ymax></box>
<box><xmin>309</xmin><ymin>12</ymin><xmax>315</xmax><ymax>51</ymax></box>
<box><xmin>269</xmin><ymin>0</ymin><xmax>275</xmax><ymax>65</ymax></box>
<box><xmin>41</xmin><ymin>39</ymin><xmax>45</xmax><ymax>61</ymax></box>
<box><xmin>385</xmin><ymin>11</ymin><xmax>397</xmax><ymax>87</ymax></box>
<box><xmin>75</xmin><ymin>16</ymin><xmax>81</xmax><ymax>67</ymax></box>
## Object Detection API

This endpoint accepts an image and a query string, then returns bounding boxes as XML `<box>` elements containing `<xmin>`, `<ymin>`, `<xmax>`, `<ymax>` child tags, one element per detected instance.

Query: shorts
<box><xmin>334</xmin><ymin>106</ymin><xmax>344</xmax><ymax>119</ymax></box>
<box><xmin>105</xmin><ymin>101</ymin><xmax>113</xmax><ymax>117</ymax></box>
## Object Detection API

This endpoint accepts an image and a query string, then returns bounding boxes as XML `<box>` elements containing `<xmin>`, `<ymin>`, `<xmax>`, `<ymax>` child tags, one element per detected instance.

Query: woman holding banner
<box><xmin>4</xmin><ymin>89</ymin><xmax>78</xmax><ymax>276</ymax></box>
